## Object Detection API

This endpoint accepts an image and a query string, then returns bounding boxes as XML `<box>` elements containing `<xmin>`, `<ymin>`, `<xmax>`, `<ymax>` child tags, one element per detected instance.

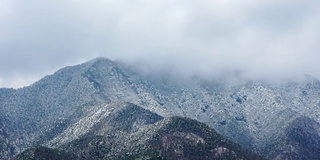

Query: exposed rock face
<box><xmin>16</xmin><ymin>104</ymin><xmax>261</xmax><ymax>160</ymax></box>
<box><xmin>0</xmin><ymin>57</ymin><xmax>319</xmax><ymax>159</ymax></box>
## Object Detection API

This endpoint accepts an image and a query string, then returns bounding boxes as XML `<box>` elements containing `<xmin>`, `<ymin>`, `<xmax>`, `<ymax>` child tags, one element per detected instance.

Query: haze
<box><xmin>1</xmin><ymin>0</ymin><xmax>320</xmax><ymax>88</ymax></box>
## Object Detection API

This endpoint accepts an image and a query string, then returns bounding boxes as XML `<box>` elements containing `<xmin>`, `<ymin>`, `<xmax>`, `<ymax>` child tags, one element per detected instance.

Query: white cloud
<box><xmin>0</xmin><ymin>74</ymin><xmax>40</xmax><ymax>89</ymax></box>
<box><xmin>1</xmin><ymin>0</ymin><xmax>320</xmax><ymax>88</ymax></box>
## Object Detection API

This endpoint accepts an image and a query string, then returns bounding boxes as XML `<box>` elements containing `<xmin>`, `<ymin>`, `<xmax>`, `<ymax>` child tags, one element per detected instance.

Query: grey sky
<box><xmin>1</xmin><ymin>0</ymin><xmax>320</xmax><ymax>88</ymax></box>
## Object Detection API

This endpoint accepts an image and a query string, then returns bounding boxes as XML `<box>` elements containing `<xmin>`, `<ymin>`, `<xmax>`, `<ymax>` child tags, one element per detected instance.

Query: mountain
<box><xmin>0</xmin><ymin>57</ymin><xmax>319</xmax><ymax>159</ymax></box>
<box><xmin>271</xmin><ymin>116</ymin><xmax>320</xmax><ymax>159</ymax></box>
<box><xmin>16</xmin><ymin>103</ymin><xmax>261</xmax><ymax>160</ymax></box>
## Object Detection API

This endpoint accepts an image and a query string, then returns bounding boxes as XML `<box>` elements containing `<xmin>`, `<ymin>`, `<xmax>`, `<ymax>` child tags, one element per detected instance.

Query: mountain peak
<box><xmin>87</xmin><ymin>57</ymin><xmax>114</xmax><ymax>66</ymax></box>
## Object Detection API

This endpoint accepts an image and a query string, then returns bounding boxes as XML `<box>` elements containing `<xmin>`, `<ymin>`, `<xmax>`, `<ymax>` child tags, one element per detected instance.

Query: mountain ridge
<box><xmin>1</xmin><ymin>57</ymin><xmax>319</xmax><ymax>159</ymax></box>
<box><xmin>16</xmin><ymin>103</ymin><xmax>262</xmax><ymax>160</ymax></box>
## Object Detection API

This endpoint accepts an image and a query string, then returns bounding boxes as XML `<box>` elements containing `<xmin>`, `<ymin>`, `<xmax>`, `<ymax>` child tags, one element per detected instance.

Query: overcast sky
<box><xmin>1</xmin><ymin>0</ymin><xmax>320</xmax><ymax>88</ymax></box>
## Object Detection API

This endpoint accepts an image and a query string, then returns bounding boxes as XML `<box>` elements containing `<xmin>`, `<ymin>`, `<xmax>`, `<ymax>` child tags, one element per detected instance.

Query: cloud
<box><xmin>1</xmin><ymin>0</ymin><xmax>320</xmax><ymax>88</ymax></box>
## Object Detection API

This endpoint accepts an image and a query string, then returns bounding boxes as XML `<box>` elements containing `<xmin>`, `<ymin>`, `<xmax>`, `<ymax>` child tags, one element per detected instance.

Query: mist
<box><xmin>1</xmin><ymin>0</ymin><xmax>320</xmax><ymax>88</ymax></box>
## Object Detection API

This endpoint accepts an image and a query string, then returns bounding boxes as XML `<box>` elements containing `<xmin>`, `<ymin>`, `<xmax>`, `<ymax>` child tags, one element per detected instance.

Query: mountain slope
<box><xmin>1</xmin><ymin>57</ymin><xmax>319</xmax><ymax>159</ymax></box>
<box><xmin>16</xmin><ymin>146</ymin><xmax>76</xmax><ymax>160</ymax></box>
<box><xmin>271</xmin><ymin>116</ymin><xmax>320</xmax><ymax>159</ymax></box>
<box><xmin>17</xmin><ymin>103</ymin><xmax>262</xmax><ymax>160</ymax></box>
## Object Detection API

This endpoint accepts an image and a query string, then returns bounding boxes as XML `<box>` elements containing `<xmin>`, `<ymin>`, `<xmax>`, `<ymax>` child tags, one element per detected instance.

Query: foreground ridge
<box><xmin>17</xmin><ymin>103</ymin><xmax>262</xmax><ymax>160</ymax></box>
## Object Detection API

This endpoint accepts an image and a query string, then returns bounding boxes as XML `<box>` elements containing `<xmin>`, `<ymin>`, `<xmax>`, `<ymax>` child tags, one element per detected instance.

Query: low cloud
<box><xmin>1</xmin><ymin>0</ymin><xmax>320</xmax><ymax>88</ymax></box>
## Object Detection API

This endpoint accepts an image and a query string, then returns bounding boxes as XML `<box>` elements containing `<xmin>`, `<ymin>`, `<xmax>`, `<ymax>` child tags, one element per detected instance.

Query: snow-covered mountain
<box><xmin>0</xmin><ymin>57</ymin><xmax>319</xmax><ymax>159</ymax></box>
<box><xmin>17</xmin><ymin>103</ymin><xmax>262</xmax><ymax>160</ymax></box>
